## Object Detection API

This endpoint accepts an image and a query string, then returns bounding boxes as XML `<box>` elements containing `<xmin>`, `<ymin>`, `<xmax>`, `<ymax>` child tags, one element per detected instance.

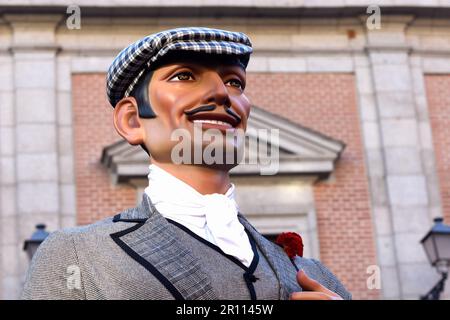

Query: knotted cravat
<box><xmin>144</xmin><ymin>164</ymin><xmax>254</xmax><ymax>267</ymax></box>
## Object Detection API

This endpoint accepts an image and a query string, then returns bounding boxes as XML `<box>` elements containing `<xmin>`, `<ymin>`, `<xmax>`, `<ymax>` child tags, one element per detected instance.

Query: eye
<box><xmin>226</xmin><ymin>79</ymin><xmax>244</xmax><ymax>90</ymax></box>
<box><xmin>169</xmin><ymin>71</ymin><xmax>195</xmax><ymax>81</ymax></box>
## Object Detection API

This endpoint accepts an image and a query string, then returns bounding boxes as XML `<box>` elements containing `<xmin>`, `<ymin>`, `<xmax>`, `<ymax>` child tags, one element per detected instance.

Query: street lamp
<box><xmin>420</xmin><ymin>217</ymin><xmax>450</xmax><ymax>300</ymax></box>
<box><xmin>23</xmin><ymin>224</ymin><xmax>49</xmax><ymax>261</ymax></box>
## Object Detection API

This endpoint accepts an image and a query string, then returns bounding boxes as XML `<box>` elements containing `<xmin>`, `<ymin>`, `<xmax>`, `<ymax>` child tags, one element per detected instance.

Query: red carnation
<box><xmin>275</xmin><ymin>232</ymin><xmax>304</xmax><ymax>259</ymax></box>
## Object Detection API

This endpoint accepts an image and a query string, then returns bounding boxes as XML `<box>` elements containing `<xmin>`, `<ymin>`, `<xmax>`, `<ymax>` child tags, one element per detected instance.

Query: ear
<box><xmin>113</xmin><ymin>97</ymin><xmax>145</xmax><ymax>145</ymax></box>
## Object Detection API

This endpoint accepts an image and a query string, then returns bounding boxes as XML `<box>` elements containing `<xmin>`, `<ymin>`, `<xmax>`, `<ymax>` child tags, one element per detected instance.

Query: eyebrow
<box><xmin>159</xmin><ymin>62</ymin><xmax>246</xmax><ymax>79</ymax></box>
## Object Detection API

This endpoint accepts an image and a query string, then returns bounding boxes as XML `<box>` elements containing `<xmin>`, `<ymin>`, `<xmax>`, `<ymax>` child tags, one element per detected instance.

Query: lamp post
<box><xmin>420</xmin><ymin>217</ymin><xmax>450</xmax><ymax>300</ymax></box>
<box><xmin>23</xmin><ymin>224</ymin><xmax>49</xmax><ymax>261</ymax></box>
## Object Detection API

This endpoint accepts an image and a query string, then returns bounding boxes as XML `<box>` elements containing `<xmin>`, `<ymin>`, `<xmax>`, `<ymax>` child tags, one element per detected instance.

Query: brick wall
<box><xmin>72</xmin><ymin>72</ymin><xmax>378</xmax><ymax>299</ymax></box>
<box><xmin>425</xmin><ymin>75</ymin><xmax>450</xmax><ymax>223</ymax></box>
<box><xmin>72</xmin><ymin>74</ymin><xmax>137</xmax><ymax>225</ymax></box>
<box><xmin>245</xmin><ymin>73</ymin><xmax>379</xmax><ymax>299</ymax></box>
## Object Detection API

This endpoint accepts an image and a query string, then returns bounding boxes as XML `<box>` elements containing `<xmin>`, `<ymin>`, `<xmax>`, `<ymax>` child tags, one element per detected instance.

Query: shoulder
<box><xmin>294</xmin><ymin>256</ymin><xmax>352</xmax><ymax>300</ymax></box>
<box><xmin>33</xmin><ymin>215</ymin><xmax>146</xmax><ymax>269</ymax></box>
<box><xmin>21</xmin><ymin>216</ymin><xmax>132</xmax><ymax>300</ymax></box>
<box><xmin>31</xmin><ymin>197</ymin><xmax>152</xmax><ymax>266</ymax></box>
<box><xmin>34</xmin><ymin>217</ymin><xmax>113</xmax><ymax>252</ymax></box>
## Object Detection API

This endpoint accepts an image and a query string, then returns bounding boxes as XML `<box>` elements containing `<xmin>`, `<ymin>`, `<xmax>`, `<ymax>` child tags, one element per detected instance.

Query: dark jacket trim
<box><xmin>110</xmin><ymin>222</ymin><xmax>184</xmax><ymax>300</ymax></box>
<box><xmin>243</xmin><ymin>230</ymin><xmax>259</xmax><ymax>300</ymax></box>
<box><xmin>166</xmin><ymin>218</ymin><xmax>260</xmax><ymax>300</ymax></box>
<box><xmin>166</xmin><ymin>219</ymin><xmax>249</xmax><ymax>271</ymax></box>
<box><xmin>112</xmin><ymin>213</ymin><xmax>148</xmax><ymax>223</ymax></box>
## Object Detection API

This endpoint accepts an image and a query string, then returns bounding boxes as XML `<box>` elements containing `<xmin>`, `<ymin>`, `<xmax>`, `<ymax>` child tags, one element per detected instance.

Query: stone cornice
<box><xmin>2</xmin><ymin>1</ymin><xmax>450</xmax><ymax>9</ymax></box>
<box><xmin>7</xmin><ymin>44</ymin><xmax>61</xmax><ymax>53</ymax></box>
<box><xmin>2</xmin><ymin>13</ymin><xmax>64</xmax><ymax>23</ymax></box>
<box><xmin>1</xmin><ymin>4</ymin><xmax>450</xmax><ymax>19</ymax></box>
<box><xmin>364</xmin><ymin>44</ymin><xmax>413</xmax><ymax>53</ymax></box>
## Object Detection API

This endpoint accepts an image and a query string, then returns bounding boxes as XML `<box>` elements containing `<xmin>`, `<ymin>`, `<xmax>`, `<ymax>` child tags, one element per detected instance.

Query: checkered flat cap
<box><xmin>106</xmin><ymin>27</ymin><xmax>253</xmax><ymax>107</ymax></box>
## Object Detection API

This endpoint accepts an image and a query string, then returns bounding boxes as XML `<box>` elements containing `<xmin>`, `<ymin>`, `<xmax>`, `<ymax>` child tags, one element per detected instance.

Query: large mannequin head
<box><xmin>107</xmin><ymin>28</ymin><xmax>253</xmax><ymax>173</ymax></box>
<box><xmin>113</xmin><ymin>50</ymin><xmax>251</xmax><ymax>170</ymax></box>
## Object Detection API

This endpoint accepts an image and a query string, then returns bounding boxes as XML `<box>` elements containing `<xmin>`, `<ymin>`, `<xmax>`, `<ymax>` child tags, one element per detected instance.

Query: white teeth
<box><xmin>192</xmin><ymin>119</ymin><xmax>231</xmax><ymax>126</ymax></box>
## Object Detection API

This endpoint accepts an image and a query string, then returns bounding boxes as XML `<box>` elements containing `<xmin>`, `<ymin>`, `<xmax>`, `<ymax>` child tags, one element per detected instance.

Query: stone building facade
<box><xmin>1</xmin><ymin>0</ymin><xmax>450</xmax><ymax>299</ymax></box>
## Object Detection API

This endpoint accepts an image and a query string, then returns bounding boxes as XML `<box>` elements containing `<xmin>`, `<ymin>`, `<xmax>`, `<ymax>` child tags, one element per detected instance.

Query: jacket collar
<box><xmin>111</xmin><ymin>194</ymin><xmax>300</xmax><ymax>300</ymax></box>
<box><xmin>111</xmin><ymin>194</ymin><xmax>217</xmax><ymax>300</ymax></box>
<box><xmin>237</xmin><ymin>215</ymin><xmax>301</xmax><ymax>300</ymax></box>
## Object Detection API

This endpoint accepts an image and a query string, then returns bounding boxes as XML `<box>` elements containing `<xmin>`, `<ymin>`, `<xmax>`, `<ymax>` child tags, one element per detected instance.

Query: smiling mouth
<box><xmin>184</xmin><ymin>104</ymin><xmax>241</xmax><ymax>130</ymax></box>
<box><xmin>192</xmin><ymin>119</ymin><xmax>233</xmax><ymax>127</ymax></box>
<box><xmin>189</xmin><ymin>117</ymin><xmax>236</xmax><ymax>132</ymax></box>
<box><xmin>185</xmin><ymin>112</ymin><xmax>240</xmax><ymax>130</ymax></box>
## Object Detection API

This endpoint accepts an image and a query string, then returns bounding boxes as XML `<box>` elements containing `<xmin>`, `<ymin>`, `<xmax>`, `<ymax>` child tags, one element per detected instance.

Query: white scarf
<box><xmin>144</xmin><ymin>164</ymin><xmax>254</xmax><ymax>267</ymax></box>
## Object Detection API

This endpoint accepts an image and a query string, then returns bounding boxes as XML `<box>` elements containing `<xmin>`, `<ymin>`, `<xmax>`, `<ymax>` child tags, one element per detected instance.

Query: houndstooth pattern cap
<box><xmin>106</xmin><ymin>27</ymin><xmax>253</xmax><ymax>107</ymax></box>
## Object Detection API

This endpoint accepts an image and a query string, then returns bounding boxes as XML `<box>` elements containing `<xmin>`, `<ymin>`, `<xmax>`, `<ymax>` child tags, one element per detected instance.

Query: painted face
<box><xmin>140</xmin><ymin>53</ymin><xmax>252</xmax><ymax>167</ymax></box>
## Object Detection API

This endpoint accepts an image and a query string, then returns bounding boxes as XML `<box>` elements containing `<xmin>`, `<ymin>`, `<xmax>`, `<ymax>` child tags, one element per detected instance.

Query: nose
<box><xmin>202</xmin><ymin>72</ymin><xmax>231</xmax><ymax>108</ymax></box>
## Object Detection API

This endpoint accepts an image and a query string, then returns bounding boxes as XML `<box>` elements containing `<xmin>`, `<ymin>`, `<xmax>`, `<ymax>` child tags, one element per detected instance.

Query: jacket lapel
<box><xmin>238</xmin><ymin>214</ymin><xmax>302</xmax><ymax>300</ymax></box>
<box><xmin>110</xmin><ymin>194</ymin><xmax>217</xmax><ymax>300</ymax></box>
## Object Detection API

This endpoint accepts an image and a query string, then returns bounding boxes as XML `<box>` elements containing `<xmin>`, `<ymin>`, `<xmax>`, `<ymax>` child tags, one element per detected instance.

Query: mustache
<box><xmin>183</xmin><ymin>104</ymin><xmax>242</xmax><ymax>124</ymax></box>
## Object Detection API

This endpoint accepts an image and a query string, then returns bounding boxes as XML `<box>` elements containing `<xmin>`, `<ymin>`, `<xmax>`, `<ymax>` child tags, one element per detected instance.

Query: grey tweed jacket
<box><xmin>22</xmin><ymin>194</ymin><xmax>351</xmax><ymax>300</ymax></box>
